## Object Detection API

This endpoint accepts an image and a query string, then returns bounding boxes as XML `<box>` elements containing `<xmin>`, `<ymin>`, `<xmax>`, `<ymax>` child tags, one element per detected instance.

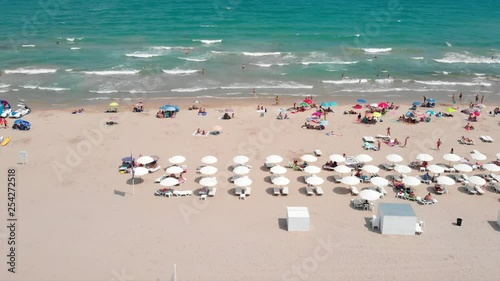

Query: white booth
<box><xmin>287</xmin><ymin>207</ymin><xmax>310</xmax><ymax>231</ymax></box>
<box><xmin>377</xmin><ymin>203</ymin><xmax>417</xmax><ymax>235</ymax></box>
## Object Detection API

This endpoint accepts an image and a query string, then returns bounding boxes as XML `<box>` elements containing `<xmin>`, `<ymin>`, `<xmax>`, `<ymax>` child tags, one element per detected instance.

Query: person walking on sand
<box><xmin>450</xmin><ymin>148</ymin><xmax>454</xmax><ymax>154</ymax></box>
<box><xmin>253</xmin><ymin>88</ymin><xmax>256</xmax><ymax>95</ymax></box>
<box><xmin>377</xmin><ymin>140</ymin><xmax>381</xmax><ymax>151</ymax></box>
<box><xmin>475</xmin><ymin>94</ymin><xmax>479</xmax><ymax>102</ymax></box>
<box><xmin>459</xmin><ymin>92</ymin><xmax>463</xmax><ymax>101</ymax></box>
<box><xmin>386</xmin><ymin>127</ymin><xmax>391</xmax><ymax>136</ymax></box>
<box><xmin>275</xmin><ymin>96</ymin><xmax>279</xmax><ymax>105</ymax></box>
<box><xmin>452</xmin><ymin>93</ymin><xmax>456</xmax><ymax>104</ymax></box>
<box><xmin>437</xmin><ymin>138</ymin><xmax>442</xmax><ymax>150</ymax></box>
<box><xmin>481</xmin><ymin>95</ymin><xmax>484</xmax><ymax>104</ymax></box>
<box><xmin>423</xmin><ymin>96</ymin><xmax>427</xmax><ymax>104</ymax></box>
<box><xmin>403</xmin><ymin>137</ymin><xmax>409</xmax><ymax>148</ymax></box>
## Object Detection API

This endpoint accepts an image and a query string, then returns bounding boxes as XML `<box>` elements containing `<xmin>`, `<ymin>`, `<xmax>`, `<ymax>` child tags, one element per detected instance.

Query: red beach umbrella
<box><xmin>303</xmin><ymin>99</ymin><xmax>313</xmax><ymax>105</ymax></box>
<box><xmin>378</xmin><ymin>102</ymin><xmax>389</xmax><ymax>109</ymax></box>
<box><xmin>473</xmin><ymin>111</ymin><xmax>480</xmax><ymax>116</ymax></box>
<box><xmin>353</xmin><ymin>104</ymin><xmax>362</xmax><ymax>109</ymax></box>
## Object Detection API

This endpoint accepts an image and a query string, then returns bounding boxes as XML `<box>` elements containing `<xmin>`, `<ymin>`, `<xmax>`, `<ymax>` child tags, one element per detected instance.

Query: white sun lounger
<box><xmin>474</xmin><ymin>186</ymin><xmax>485</xmax><ymax>194</ymax></box>
<box><xmin>173</xmin><ymin>190</ymin><xmax>193</xmax><ymax>197</ymax></box>
<box><xmin>363</xmin><ymin>136</ymin><xmax>376</xmax><ymax>143</ymax></box>
<box><xmin>381</xmin><ymin>163</ymin><xmax>394</xmax><ymax>171</ymax></box>
<box><xmin>281</xmin><ymin>187</ymin><xmax>289</xmax><ymax>195</ymax></box>
<box><xmin>333</xmin><ymin>175</ymin><xmax>342</xmax><ymax>183</ymax></box>
<box><xmin>315</xmin><ymin>186</ymin><xmax>324</xmax><ymax>195</ymax></box>
<box><xmin>155</xmin><ymin>175</ymin><xmax>167</xmax><ymax>183</ymax></box>
<box><xmin>415</xmin><ymin>223</ymin><xmax>423</xmax><ymax>234</ymax></box>
<box><xmin>480</xmin><ymin>136</ymin><xmax>494</xmax><ymax>143</ymax></box>
<box><xmin>417</xmin><ymin>197</ymin><xmax>437</xmax><ymax>205</ymax></box>
<box><xmin>314</xmin><ymin>149</ymin><xmax>322</xmax><ymax>156</ymax></box>
<box><xmin>465</xmin><ymin>185</ymin><xmax>477</xmax><ymax>194</ymax></box>
<box><xmin>377</xmin><ymin>186</ymin><xmax>388</xmax><ymax>195</ymax></box>
<box><xmin>149</xmin><ymin>165</ymin><xmax>161</xmax><ymax>173</ymax></box>
<box><xmin>491</xmin><ymin>183</ymin><xmax>500</xmax><ymax>193</ymax></box>
<box><xmin>273</xmin><ymin>187</ymin><xmax>280</xmax><ymax>196</ymax></box>
<box><xmin>305</xmin><ymin>186</ymin><xmax>314</xmax><ymax>196</ymax></box>
<box><xmin>244</xmin><ymin>187</ymin><xmax>251</xmax><ymax>196</ymax></box>
<box><xmin>350</xmin><ymin>186</ymin><xmax>359</xmax><ymax>196</ymax></box>
<box><xmin>208</xmin><ymin>187</ymin><xmax>217</xmax><ymax>196</ymax></box>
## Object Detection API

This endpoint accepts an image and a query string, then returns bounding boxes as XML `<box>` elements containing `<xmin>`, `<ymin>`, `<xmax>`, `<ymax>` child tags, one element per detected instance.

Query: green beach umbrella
<box><xmin>446</xmin><ymin>107</ymin><xmax>456</xmax><ymax>113</ymax></box>
<box><xmin>301</xmin><ymin>102</ymin><xmax>309</xmax><ymax>107</ymax></box>
<box><xmin>109</xmin><ymin>102</ymin><xmax>119</xmax><ymax>107</ymax></box>
<box><xmin>329</xmin><ymin>102</ymin><xmax>338</xmax><ymax>107</ymax></box>
<box><xmin>373</xmin><ymin>112</ymin><xmax>382</xmax><ymax>117</ymax></box>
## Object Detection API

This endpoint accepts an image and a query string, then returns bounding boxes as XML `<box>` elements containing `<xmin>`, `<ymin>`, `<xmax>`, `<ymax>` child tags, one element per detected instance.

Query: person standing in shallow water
<box><xmin>459</xmin><ymin>92</ymin><xmax>463</xmax><ymax>101</ymax></box>
<box><xmin>275</xmin><ymin>96</ymin><xmax>279</xmax><ymax>105</ymax></box>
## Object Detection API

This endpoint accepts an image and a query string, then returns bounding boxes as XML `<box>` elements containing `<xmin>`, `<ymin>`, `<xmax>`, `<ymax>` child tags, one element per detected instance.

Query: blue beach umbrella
<box><xmin>412</xmin><ymin>101</ymin><xmax>422</xmax><ymax>106</ymax></box>
<box><xmin>357</xmin><ymin>99</ymin><xmax>366</xmax><ymax>104</ymax></box>
<box><xmin>122</xmin><ymin>156</ymin><xmax>135</xmax><ymax>162</ymax></box>
<box><xmin>14</xmin><ymin>119</ymin><xmax>30</xmax><ymax>126</ymax></box>
<box><xmin>427</xmin><ymin>99</ymin><xmax>436</xmax><ymax>103</ymax></box>
<box><xmin>426</xmin><ymin>110</ymin><xmax>435</xmax><ymax>115</ymax></box>
<box><xmin>320</xmin><ymin>120</ymin><xmax>329</xmax><ymax>126</ymax></box>
<box><xmin>320</xmin><ymin>102</ymin><xmax>330</xmax><ymax>107</ymax></box>
<box><xmin>160</xmin><ymin>105</ymin><xmax>179</xmax><ymax>112</ymax></box>
<box><xmin>329</xmin><ymin>102</ymin><xmax>338</xmax><ymax>107</ymax></box>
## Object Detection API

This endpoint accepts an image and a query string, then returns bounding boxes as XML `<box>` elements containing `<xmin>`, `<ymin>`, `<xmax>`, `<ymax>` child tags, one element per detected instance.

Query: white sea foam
<box><xmin>125</xmin><ymin>53</ymin><xmax>161</xmax><ymax>58</ymax></box>
<box><xmin>474</xmin><ymin>73</ymin><xmax>486</xmax><ymax>76</ymax></box>
<box><xmin>20</xmin><ymin>85</ymin><xmax>39</xmax><ymax>89</ymax></box>
<box><xmin>38</xmin><ymin>86</ymin><xmax>70</xmax><ymax>91</ymax></box>
<box><xmin>322</xmin><ymin>79</ymin><xmax>369</xmax><ymax>84</ymax></box>
<box><xmin>200</xmin><ymin>25</ymin><xmax>216</xmax><ymax>28</ymax></box>
<box><xmin>193</xmin><ymin>39</ymin><xmax>222</xmax><ymax>44</ymax></box>
<box><xmin>363</xmin><ymin>48</ymin><xmax>392</xmax><ymax>53</ymax></box>
<box><xmin>77</xmin><ymin>37</ymin><xmax>84</xmax><ymax>40</ymax></box>
<box><xmin>338</xmin><ymin>88</ymin><xmax>456</xmax><ymax>93</ymax></box>
<box><xmin>434</xmin><ymin>52</ymin><xmax>500</xmax><ymax>64</ymax></box>
<box><xmin>355</xmin><ymin>34</ymin><xmax>360</xmax><ymax>37</ymax></box>
<box><xmin>415</xmin><ymin>80</ymin><xmax>491</xmax><ymax>86</ymax></box>
<box><xmin>152</xmin><ymin>46</ymin><xmax>193</xmax><ymax>50</ymax></box>
<box><xmin>89</xmin><ymin>90</ymin><xmax>118</xmax><ymax>94</ymax></box>
<box><xmin>66</xmin><ymin>38</ymin><xmax>75</xmax><ymax>42</ymax></box>
<box><xmin>162</xmin><ymin>69</ymin><xmax>199</xmax><ymax>75</ymax></box>
<box><xmin>412</xmin><ymin>57</ymin><xmax>424</xmax><ymax>60</ymax></box>
<box><xmin>242</xmin><ymin>52</ymin><xmax>281</xmax><ymax>56</ymax></box>
<box><xmin>375</xmin><ymin>79</ymin><xmax>395</xmax><ymax>84</ymax></box>
<box><xmin>5</xmin><ymin>68</ymin><xmax>57</xmax><ymax>75</ymax></box>
<box><xmin>65</xmin><ymin>69</ymin><xmax>73</xmax><ymax>72</ymax></box>
<box><xmin>171</xmin><ymin>87</ymin><xmax>210</xmax><ymax>92</ymax></box>
<box><xmin>70</xmin><ymin>47</ymin><xmax>81</xmax><ymax>50</ymax></box>
<box><xmin>0</xmin><ymin>89</ymin><xmax>8</xmax><ymax>93</ymax></box>
<box><xmin>445</xmin><ymin>42</ymin><xmax>452</xmax><ymax>47</ymax></box>
<box><xmin>84</xmin><ymin>97</ymin><xmax>111</xmax><ymax>101</ymax></box>
<box><xmin>82</xmin><ymin>70</ymin><xmax>140</xmax><ymax>75</ymax></box>
<box><xmin>221</xmin><ymin>82</ymin><xmax>313</xmax><ymax>89</ymax></box>
<box><xmin>0</xmin><ymin>84</ymin><xmax>10</xmax><ymax>88</ymax></box>
<box><xmin>250</xmin><ymin>63</ymin><xmax>289</xmax><ymax>67</ymax></box>
<box><xmin>177</xmin><ymin>57</ymin><xmax>207</xmax><ymax>62</ymax></box>
<box><xmin>22</xmin><ymin>44</ymin><xmax>35</xmax><ymax>48</ymax></box>
<box><xmin>301</xmin><ymin>61</ymin><xmax>358</xmax><ymax>65</ymax></box>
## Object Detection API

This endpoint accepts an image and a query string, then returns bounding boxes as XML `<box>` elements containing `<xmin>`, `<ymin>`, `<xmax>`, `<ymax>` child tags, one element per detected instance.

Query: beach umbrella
<box><xmin>416</xmin><ymin>153</ymin><xmax>434</xmax><ymax>162</ymax></box>
<box><xmin>426</xmin><ymin>110</ymin><xmax>435</xmax><ymax>115</ymax></box>
<box><xmin>362</xmin><ymin>165</ymin><xmax>380</xmax><ymax>174</ymax></box>
<box><xmin>320</xmin><ymin>120</ymin><xmax>329</xmax><ymax>126</ymax></box>
<box><xmin>266</xmin><ymin>155</ymin><xmax>283</xmax><ymax>164</ymax></box>
<box><xmin>471</xmin><ymin>152</ymin><xmax>487</xmax><ymax>161</ymax></box>
<box><xmin>329</xmin><ymin>102</ymin><xmax>338</xmax><ymax>107</ymax></box>
<box><xmin>443</xmin><ymin>153</ymin><xmax>461</xmax><ymax>163</ymax></box>
<box><xmin>225</xmin><ymin>108</ymin><xmax>234</xmax><ymax>113</ymax></box>
<box><xmin>402</xmin><ymin>176</ymin><xmax>421</xmax><ymax>187</ymax></box>
<box><xmin>304</xmin><ymin>165</ymin><xmax>321</xmax><ymax>174</ymax></box>
<box><xmin>467</xmin><ymin>176</ymin><xmax>486</xmax><ymax>186</ymax></box>
<box><xmin>306</xmin><ymin>175</ymin><xmax>324</xmax><ymax>186</ymax></box>
<box><xmin>473</xmin><ymin>111</ymin><xmax>480</xmax><ymax>117</ymax></box>
<box><xmin>160</xmin><ymin>177</ymin><xmax>179</xmax><ymax>187</ymax></box>
<box><xmin>341</xmin><ymin>176</ymin><xmax>360</xmax><ymax>186</ymax></box>
<box><xmin>200</xmin><ymin>177</ymin><xmax>217</xmax><ymax>187</ymax></box>
<box><xmin>437</xmin><ymin>176</ymin><xmax>455</xmax><ymax>186</ymax></box>
<box><xmin>233</xmin><ymin>165</ymin><xmax>250</xmax><ymax>175</ymax></box>
<box><xmin>303</xmin><ymin>99</ymin><xmax>313</xmax><ymax>105</ymax></box>
<box><xmin>272</xmin><ymin>176</ymin><xmax>290</xmax><ymax>186</ymax></box>
<box><xmin>394</xmin><ymin>164</ymin><xmax>411</xmax><ymax>174</ymax></box>
<box><xmin>412</xmin><ymin>101</ymin><xmax>422</xmax><ymax>106</ymax></box>
<box><xmin>301</xmin><ymin>154</ymin><xmax>318</xmax><ymax>163</ymax></box>
<box><xmin>300</xmin><ymin>102</ymin><xmax>309</xmax><ymax>107</ymax></box>
<box><xmin>166</xmin><ymin>166</ymin><xmax>184</xmax><ymax>174</ymax></box>
<box><xmin>370</xmin><ymin>177</ymin><xmax>389</xmax><ymax>187</ymax></box>
<box><xmin>483</xmin><ymin>163</ymin><xmax>500</xmax><ymax>173</ymax></box>
<box><xmin>357</xmin><ymin>99</ymin><xmax>366</xmax><ymax>104</ymax></box>
<box><xmin>234</xmin><ymin>177</ymin><xmax>252</xmax><ymax>187</ymax></box>
<box><xmin>370</xmin><ymin>103</ymin><xmax>379</xmax><ymax>108</ymax></box>
<box><xmin>199</xmin><ymin>166</ymin><xmax>218</xmax><ymax>175</ymax></box>
<box><xmin>427</xmin><ymin>99</ymin><xmax>436</xmax><ymax>103</ymax></box>
<box><xmin>162</xmin><ymin>106</ymin><xmax>177</xmax><ymax>111</ymax></box>
<box><xmin>378</xmin><ymin>102</ymin><xmax>389</xmax><ymax>109</ymax></box>
<box><xmin>446</xmin><ymin>107</ymin><xmax>456</xmax><ymax>113</ymax></box>
<box><xmin>109</xmin><ymin>102</ymin><xmax>119</xmax><ymax>107</ymax></box>
<box><xmin>353</xmin><ymin>104</ymin><xmax>363</xmax><ymax>109</ymax></box>
<box><xmin>453</xmin><ymin>164</ymin><xmax>473</xmax><ymax>173</ymax></box>
<box><xmin>137</xmin><ymin>156</ymin><xmax>155</xmax><ymax>165</ymax></box>
<box><xmin>360</xmin><ymin>189</ymin><xmax>382</xmax><ymax>201</ymax></box>
<box><xmin>386</xmin><ymin>154</ymin><xmax>403</xmax><ymax>164</ymax></box>
<box><xmin>233</xmin><ymin>155</ymin><xmax>249</xmax><ymax>165</ymax></box>
<box><xmin>334</xmin><ymin>165</ymin><xmax>352</xmax><ymax>175</ymax></box>
<box><xmin>201</xmin><ymin>156</ymin><xmax>218</xmax><ymax>165</ymax></box>
<box><xmin>321</xmin><ymin>102</ymin><xmax>330</xmax><ymax>107</ymax></box>
<box><xmin>169</xmin><ymin>155</ymin><xmax>186</xmax><ymax>164</ymax></box>
<box><xmin>427</xmin><ymin>164</ymin><xmax>445</xmax><ymax>174</ymax></box>
<box><xmin>270</xmin><ymin>165</ymin><xmax>287</xmax><ymax>175</ymax></box>
<box><xmin>372</xmin><ymin>112</ymin><xmax>382</xmax><ymax>117</ymax></box>
<box><xmin>132</xmin><ymin>167</ymin><xmax>149</xmax><ymax>177</ymax></box>
<box><xmin>122</xmin><ymin>156</ymin><xmax>135</xmax><ymax>162</ymax></box>
<box><xmin>329</xmin><ymin>154</ymin><xmax>346</xmax><ymax>162</ymax></box>
<box><xmin>356</xmin><ymin>154</ymin><xmax>373</xmax><ymax>163</ymax></box>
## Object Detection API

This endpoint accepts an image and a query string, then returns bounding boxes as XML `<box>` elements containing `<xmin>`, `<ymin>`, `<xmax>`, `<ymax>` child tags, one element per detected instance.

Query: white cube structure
<box><xmin>377</xmin><ymin>203</ymin><xmax>417</xmax><ymax>235</ymax></box>
<box><xmin>287</xmin><ymin>207</ymin><xmax>310</xmax><ymax>231</ymax></box>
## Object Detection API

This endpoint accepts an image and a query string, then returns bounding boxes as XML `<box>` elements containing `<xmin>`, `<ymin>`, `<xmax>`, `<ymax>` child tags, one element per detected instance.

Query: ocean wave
<box><xmin>445</xmin><ymin>42</ymin><xmax>452</xmax><ymax>47</ymax></box>
<box><xmin>221</xmin><ymin>82</ymin><xmax>313</xmax><ymax>89</ymax></box>
<box><xmin>89</xmin><ymin>90</ymin><xmax>118</xmax><ymax>94</ymax></box>
<box><xmin>128</xmin><ymin>90</ymin><xmax>162</xmax><ymax>94</ymax></box>
<box><xmin>475</xmin><ymin>73</ymin><xmax>486</xmax><ymax>76</ymax></box>
<box><xmin>20</xmin><ymin>85</ymin><xmax>39</xmax><ymax>89</ymax></box>
<box><xmin>162</xmin><ymin>69</ymin><xmax>199</xmax><ymax>75</ymax></box>
<box><xmin>152</xmin><ymin>46</ymin><xmax>193</xmax><ymax>50</ymax></box>
<box><xmin>125</xmin><ymin>53</ymin><xmax>161</xmax><ymax>58</ymax></box>
<box><xmin>434</xmin><ymin>52</ymin><xmax>500</xmax><ymax>64</ymax></box>
<box><xmin>70</xmin><ymin>47</ymin><xmax>81</xmax><ymax>50</ymax></box>
<box><xmin>177</xmin><ymin>57</ymin><xmax>207</xmax><ymax>62</ymax></box>
<box><xmin>22</xmin><ymin>44</ymin><xmax>35</xmax><ymax>48</ymax></box>
<box><xmin>322</xmin><ymin>79</ymin><xmax>369</xmax><ymax>84</ymax></box>
<box><xmin>375</xmin><ymin>79</ymin><xmax>395</xmax><ymax>84</ymax></box>
<box><xmin>301</xmin><ymin>61</ymin><xmax>358</xmax><ymax>65</ymax></box>
<box><xmin>38</xmin><ymin>86</ymin><xmax>70</xmax><ymax>91</ymax></box>
<box><xmin>5</xmin><ymin>68</ymin><xmax>57</xmax><ymax>75</ymax></box>
<box><xmin>66</xmin><ymin>38</ymin><xmax>75</xmax><ymax>42</ymax></box>
<box><xmin>84</xmin><ymin>97</ymin><xmax>111</xmax><ymax>101</ymax></box>
<box><xmin>250</xmin><ymin>63</ymin><xmax>289</xmax><ymax>67</ymax></box>
<box><xmin>415</xmin><ymin>80</ymin><xmax>491</xmax><ymax>86</ymax></box>
<box><xmin>171</xmin><ymin>87</ymin><xmax>210</xmax><ymax>92</ymax></box>
<box><xmin>363</xmin><ymin>48</ymin><xmax>392</xmax><ymax>53</ymax></box>
<box><xmin>242</xmin><ymin>52</ymin><xmax>281</xmax><ymax>56</ymax></box>
<box><xmin>0</xmin><ymin>89</ymin><xmax>8</xmax><ymax>93</ymax></box>
<box><xmin>412</xmin><ymin>57</ymin><xmax>424</xmax><ymax>60</ymax></box>
<box><xmin>193</xmin><ymin>39</ymin><xmax>222</xmax><ymax>44</ymax></box>
<box><xmin>82</xmin><ymin>70</ymin><xmax>140</xmax><ymax>75</ymax></box>
<box><xmin>0</xmin><ymin>84</ymin><xmax>10</xmax><ymax>88</ymax></box>
<box><xmin>200</xmin><ymin>25</ymin><xmax>216</xmax><ymax>28</ymax></box>
<box><xmin>338</xmin><ymin>88</ymin><xmax>456</xmax><ymax>93</ymax></box>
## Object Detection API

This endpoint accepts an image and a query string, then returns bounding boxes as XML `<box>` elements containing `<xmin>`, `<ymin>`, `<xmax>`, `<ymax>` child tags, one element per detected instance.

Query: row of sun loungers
<box><xmin>480</xmin><ymin>136</ymin><xmax>494</xmax><ymax>143</ymax></box>
<box><xmin>458</xmin><ymin>136</ymin><xmax>475</xmax><ymax>145</ymax></box>
<box><xmin>306</xmin><ymin>186</ymin><xmax>324</xmax><ymax>196</ymax></box>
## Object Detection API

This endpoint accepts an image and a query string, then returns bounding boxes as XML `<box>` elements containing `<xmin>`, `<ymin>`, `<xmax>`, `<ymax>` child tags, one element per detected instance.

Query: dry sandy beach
<box><xmin>1</xmin><ymin>97</ymin><xmax>500</xmax><ymax>281</ymax></box>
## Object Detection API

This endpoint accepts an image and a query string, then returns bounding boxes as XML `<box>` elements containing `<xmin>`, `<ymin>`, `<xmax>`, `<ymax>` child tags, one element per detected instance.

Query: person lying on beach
<box><xmin>394</xmin><ymin>138</ymin><xmax>401</xmax><ymax>145</ymax></box>
<box><xmin>72</xmin><ymin>109</ymin><xmax>84</xmax><ymax>114</ymax></box>
<box><xmin>424</xmin><ymin>193</ymin><xmax>432</xmax><ymax>201</ymax></box>
<box><xmin>156</xmin><ymin>111</ymin><xmax>164</xmax><ymax>118</ymax></box>
<box><xmin>106</xmin><ymin>121</ymin><xmax>118</xmax><ymax>126</ymax></box>
<box><xmin>464</xmin><ymin>123</ymin><xmax>475</xmax><ymax>130</ymax></box>
<box><xmin>277</xmin><ymin>112</ymin><xmax>283</xmax><ymax>119</ymax></box>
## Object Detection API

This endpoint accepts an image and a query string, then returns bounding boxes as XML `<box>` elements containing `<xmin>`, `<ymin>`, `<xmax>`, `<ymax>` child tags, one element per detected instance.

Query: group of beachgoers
<box><xmin>197</xmin><ymin>108</ymin><xmax>207</xmax><ymax>116</ymax></box>
<box><xmin>195</xmin><ymin>128</ymin><xmax>208</xmax><ymax>135</ymax></box>
<box><xmin>133</xmin><ymin>102</ymin><xmax>144</xmax><ymax>112</ymax></box>
<box><xmin>0</xmin><ymin>117</ymin><xmax>9</xmax><ymax>128</ymax></box>
<box><xmin>302</xmin><ymin>121</ymin><xmax>325</xmax><ymax>130</ymax></box>
<box><xmin>71</xmin><ymin>108</ymin><xmax>84</xmax><ymax>114</ymax></box>
<box><xmin>156</xmin><ymin>110</ymin><xmax>177</xmax><ymax>118</ymax></box>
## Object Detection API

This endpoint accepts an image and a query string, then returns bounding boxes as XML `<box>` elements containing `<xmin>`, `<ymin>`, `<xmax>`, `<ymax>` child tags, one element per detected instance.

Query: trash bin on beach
<box><xmin>456</xmin><ymin>218</ymin><xmax>462</xmax><ymax>226</ymax></box>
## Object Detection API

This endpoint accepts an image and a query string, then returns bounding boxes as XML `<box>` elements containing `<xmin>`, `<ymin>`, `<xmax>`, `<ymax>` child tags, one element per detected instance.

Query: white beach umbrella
<box><xmin>467</xmin><ymin>176</ymin><xmax>486</xmax><ymax>186</ymax></box>
<box><xmin>359</xmin><ymin>189</ymin><xmax>382</xmax><ymax>201</ymax></box>
<box><xmin>453</xmin><ymin>164</ymin><xmax>473</xmax><ymax>173</ymax></box>
<box><xmin>233</xmin><ymin>165</ymin><xmax>250</xmax><ymax>175</ymax></box>
<box><xmin>137</xmin><ymin>155</ymin><xmax>154</xmax><ymax>165</ymax></box>
<box><xmin>266</xmin><ymin>155</ymin><xmax>283</xmax><ymax>164</ymax></box>
<box><xmin>370</xmin><ymin>103</ymin><xmax>379</xmax><ymax>107</ymax></box>
<box><xmin>234</xmin><ymin>177</ymin><xmax>252</xmax><ymax>187</ymax></box>
<box><xmin>166</xmin><ymin>166</ymin><xmax>184</xmax><ymax>174</ymax></box>
<box><xmin>483</xmin><ymin>163</ymin><xmax>500</xmax><ymax>173</ymax></box>
<box><xmin>437</xmin><ymin>176</ymin><xmax>455</xmax><ymax>186</ymax></box>
<box><xmin>443</xmin><ymin>153</ymin><xmax>461</xmax><ymax>163</ymax></box>
<box><xmin>356</xmin><ymin>154</ymin><xmax>373</xmax><ymax>163</ymax></box>
<box><xmin>169</xmin><ymin>155</ymin><xmax>186</xmax><ymax>164</ymax></box>
<box><xmin>199</xmin><ymin>165</ymin><xmax>218</xmax><ymax>175</ymax></box>
<box><xmin>306</xmin><ymin>175</ymin><xmax>324</xmax><ymax>186</ymax></box>
<box><xmin>304</xmin><ymin>165</ymin><xmax>321</xmax><ymax>174</ymax></box>
<box><xmin>427</xmin><ymin>164</ymin><xmax>445</xmax><ymax>174</ymax></box>
<box><xmin>370</xmin><ymin>177</ymin><xmax>389</xmax><ymax>187</ymax></box>
<box><xmin>233</xmin><ymin>155</ymin><xmax>249</xmax><ymax>165</ymax></box>
<box><xmin>394</xmin><ymin>164</ymin><xmax>411</xmax><ymax>174</ymax></box>
<box><xmin>402</xmin><ymin>176</ymin><xmax>421</xmax><ymax>187</ymax></box>
<box><xmin>341</xmin><ymin>176</ymin><xmax>361</xmax><ymax>186</ymax></box>
<box><xmin>416</xmin><ymin>153</ymin><xmax>434</xmax><ymax>162</ymax></box>
<box><xmin>272</xmin><ymin>176</ymin><xmax>290</xmax><ymax>186</ymax></box>
<box><xmin>201</xmin><ymin>156</ymin><xmax>218</xmax><ymax>165</ymax></box>
<box><xmin>301</xmin><ymin>154</ymin><xmax>318</xmax><ymax>163</ymax></box>
<box><xmin>132</xmin><ymin>167</ymin><xmax>149</xmax><ymax>177</ymax></box>
<box><xmin>270</xmin><ymin>165</ymin><xmax>287</xmax><ymax>175</ymax></box>
<box><xmin>362</xmin><ymin>165</ymin><xmax>380</xmax><ymax>174</ymax></box>
<box><xmin>199</xmin><ymin>177</ymin><xmax>217</xmax><ymax>187</ymax></box>
<box><xmin>160</xmin><ymin>177</ymin><xmax>179</xmax><ymax>187</ymax></box>
<box><xmin>471</xmin><ymin>153</ymin><xmax>487</xmax><ymax>161</ymax></box>
<box><xmin>329</xmin><ymin>154</ymin><xmax>346</xmax><ymax>162</ymax></box>
<box><xmin>334</xmin><ymin>165</ymin><xmax>352</xmax><ymax>174</ymax></box>
<box><xmin>386</xmin><ymin>154</ymin><xmax>403</xmax><ymax>164</ymax></box>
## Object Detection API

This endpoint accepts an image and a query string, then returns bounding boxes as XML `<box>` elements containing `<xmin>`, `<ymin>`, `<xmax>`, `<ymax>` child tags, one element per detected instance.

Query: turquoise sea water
<box><xmin>0</xmin><ymin>0</ymin><xmax>499</xmax><ymax>104</ymax></box>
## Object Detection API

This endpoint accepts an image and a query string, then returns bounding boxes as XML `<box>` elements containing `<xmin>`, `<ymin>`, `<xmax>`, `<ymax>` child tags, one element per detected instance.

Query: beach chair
<box><xmin>281</xmin><ymin>187</ymin><xmax>289</xmax><ymax>195</ymax></box>
<box><xmin>377</xmin><ymin>186</ymin><xmax>388</xmax><ymax>195</ymax></box>
<box><xmin>416</xmin><ymin>175</ymin><xmax>431</xmax><ymax>184</ymax></box>
<box><xmin>491</xmin><ymin>183</ymin><xmax>500</xmax><ymax>193</ymax></box>
<box><xmin>376</xmin><ymin>135</ymin><xmax>390</xmax><ymax>142</ymax></box>
<box><xmin>363</xmin><ymin>136</ymin><xmax>376</xmax><ymax>143</ymax></box>
<box><xmin>305</xmin><ymin>186</ymin><xmax>314</xmax><ymax>196</ymax></box>
<box><xmin>265</xmin><ymin>162</ymin><xmax>275</xmax><ymax>169</ymax></box>
<box><xmin>464</xmin><ymin>185</ymin><xmax>477</xmax><ymax>194</ymax></box>
<box><xmin>475</xmin><ymin>186</ymin><xmax>485</xmax><ymax>194</ymax></box>
<box><xmin>415</xmin><ymin>222</ymin><xmax>423</xmax><ymax>234</ymax></box>
<box><xmin>323</xmin><ymin>165</ymin><xmax>335</xmax><ymax>171</ymax></box>
<box><xmin>315</xmin><ymin>186</ymin><xmax>324</xmax><ymax>195</ymax></box>
<box><xmin>417</xmin><ymin>197</ymin><xmax>437</xmax><ymax>205</ymax></box>
<box><xmin>287</xmin><ymin>161</ymin><xmax>304</xmax><ymax>171</ymax></box>
<box><xmin>350</xmin><ymin>186</ymin><xmax>359</xmax><ymax>196</ymax></box>
<box><xmin>173</xmin><ymin>190</ymin><xmax>193</xmax><ymax>197</ymax></box>
<box><xmin>154</xmin><ymin>174</ymin><xmax>168</xmax><ymax>183</ymax></box>
<box><xmin>208</xmin><ymin>187</ymin><xmax>217</xmax><ymax>196</ymax></box>
<box><xmin>200</xmin><ymin>194</ymin><xmax>207</xmax><ymax>200</ymax></box>
<box><xmin>363</xmin><ymin>142</ymin><xmax>378</xmax><ymax>151</ymax></box>
<box><xmin>273</xmin><ymin>187</ymin><xmax>280</xmax><ymax>196</ymax></box>
<box><xmin>480</xmin><ymin>136</ymin><xmax>493</xmax><ymax>143</ymax></box>
<box><xmin>149</xmin><ymin>165</ymin><xmax>161</xmax><ymax>173</ymax></box>
<box><xmin>314</xmin><ymin>149</ymin><xmax>322</xmax><ymax>156</ymax></box>
<box><xmin>332</xmin><ymin>175</ymin><xmax>342</xmax><ymax>183</ymax></box>
<box><xmin>381</xmin><ymin>163</ymin><xmax>394</xmax><ymax>171</ymax></box>
<box><xmin>351</xmin><ymin>199</ymin><xmax>364</xmax><ymax>209</ymax></box>
<box><xmin>244</xmin><ymin>187</ymin><xmax>252</xmax><ymax>196</ymax></box>
<box><xmin>370</xmin><ymin>215</ymin><xmax>380</xmax><ymax>229</ymax></box>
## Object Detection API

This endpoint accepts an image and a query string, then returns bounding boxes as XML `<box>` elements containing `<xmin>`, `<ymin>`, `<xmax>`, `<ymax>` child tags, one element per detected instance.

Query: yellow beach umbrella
<box><xmin>446</xmin><ymin>107</ymin><xmax>456</xmax><ymax>113</ymax></box>
<box><xmin>373</xmin><ymin>112</ymin><xmax>382</xmax><ymax>117</ymax></box>
<box><xmin>109</xmin><ymin>102</ymin><xmax>119</xmax><ymax>107</ymax></box>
